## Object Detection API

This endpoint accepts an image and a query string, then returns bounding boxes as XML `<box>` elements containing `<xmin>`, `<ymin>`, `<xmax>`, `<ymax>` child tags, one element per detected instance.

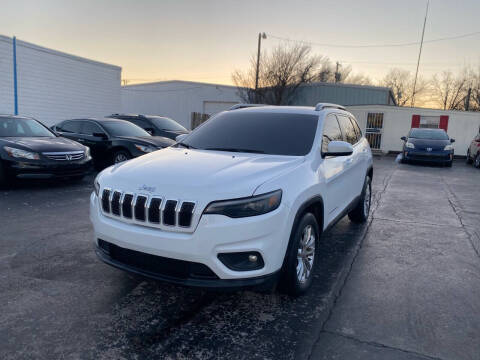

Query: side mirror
<box><xmin>324</xmin><ymin>141</ymin><xmax>353</xmax><ymax>157</ymax></box>
<box><xmin>450</xmin><ymin>138</ymin><xmax>455</xmax><ymax>143</ymax></box>
<box><xmin>401</xmin><ymin>136</ymin><xmax>407</xmax><ymax>141</ymax></box>
<box><xmin>176</xmin><ymin>133</ymin><xmax>188</xmax><ymax>142</ymax></box>
<box><xmin>93</xmin><ymin>132</ymin><xmax>108</xmax><ymax>140</ymax></box>
<box><xmin>145</xmin><ymin>127</ymin><xmax>154</xmax><ymax>135</ymax></box>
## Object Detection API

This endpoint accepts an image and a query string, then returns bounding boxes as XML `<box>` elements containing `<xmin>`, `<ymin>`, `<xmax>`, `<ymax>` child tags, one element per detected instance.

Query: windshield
<box><xmin>0</xmin><ymin>117</ymin><xmax>55</xmax><ymax>138</ymax></box>
<box><xmin>409</xmin><ymin>129</ymin><xmax>449</xmax><ymax>140</ymax></box>
<box><xmin>180</xmin><ymin>111</ymin><xmax>318</xmax><ymax>156</ymax></box>
<box><xmin>102</xmin><ymin>121</ymin><xmax>151</xmax><ymax>137</ymax></box>
<box><xmin>148</xmin><ymin>116</ymin><xmax>187</xmax><ymax>132</ymax></box>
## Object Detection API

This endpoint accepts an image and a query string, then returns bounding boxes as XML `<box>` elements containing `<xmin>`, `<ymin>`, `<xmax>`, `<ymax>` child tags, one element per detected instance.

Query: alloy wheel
<box><xmin>364</xmin><ymin>181</ymin><xmax>371</xmax><ymax>217</ymax></box>
<box><xmin>296</xmin><ymin>225</ymin><xmax>316</xmax><ymax>283</ymax></box>
<box><xmin>114</xmin><ymin>153</ymin><xmax>128</xmax><ymax>163</ymax></box>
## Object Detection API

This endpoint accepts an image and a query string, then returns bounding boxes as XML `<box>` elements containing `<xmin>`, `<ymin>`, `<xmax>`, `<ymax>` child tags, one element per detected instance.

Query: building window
<box><xmin>419</xmin><ymin>116</ymin><xmax>440</xmax><ymax>129</ymax></box>
<box><xmin>365</xmin><ymin>113</ymin><xmax>384</xmax><ymax>149</ymax></box>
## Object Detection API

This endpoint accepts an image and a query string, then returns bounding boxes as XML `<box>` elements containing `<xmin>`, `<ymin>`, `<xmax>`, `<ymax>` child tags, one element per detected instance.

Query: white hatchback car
<box><xmin>90</xmin><ymin>104</ymin><xmax>373</xmax><ymax>295</ymax></box>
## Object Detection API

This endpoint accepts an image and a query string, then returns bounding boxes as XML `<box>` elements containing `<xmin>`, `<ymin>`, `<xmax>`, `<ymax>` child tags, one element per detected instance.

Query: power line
<box><xmin>266</xmin><ymin>30</ymin><xmax>480</xmax><ymax>49</ymax></box>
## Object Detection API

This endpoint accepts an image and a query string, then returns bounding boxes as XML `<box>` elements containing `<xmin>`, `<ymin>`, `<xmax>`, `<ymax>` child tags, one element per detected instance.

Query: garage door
<box><xmin>203</xmin><ymin>101</ymin><xmax>238</xmax><ymax>116</ymax></box>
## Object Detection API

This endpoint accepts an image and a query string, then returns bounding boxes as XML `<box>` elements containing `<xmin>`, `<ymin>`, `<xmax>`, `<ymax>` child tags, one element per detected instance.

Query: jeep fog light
<box><xmin>218</xmin><ymin>252</ymin><xmax>264</xmax><ymax>271</ymax></box>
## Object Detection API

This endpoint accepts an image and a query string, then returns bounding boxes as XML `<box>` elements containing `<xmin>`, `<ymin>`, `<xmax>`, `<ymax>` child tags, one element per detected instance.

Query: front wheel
<box><xmin>279</xmin><ymin>213</ymin><xmax>319</xmax><ymax>296</ymax></box>
<box><xmin>348</xmin><ymin>176</ymin><xmax>372</xmax><ymax>223</ymax></box>
<box><xmin>0</xmin><ymin>161</ymin><xmax>10</xmax><ymax>189</ymax></box>
<box><xmin>475</xmin><ymin>154</ymin><xmax>480</xmax><ymax>169</ymax></box>
<box><xmin>112</xmin><ymin>150</ymin><xmax>131</xmax><ymax>164</ymax></box>
<box><xmin>466</xmin><ymin>149</ymin><xmax>473</xmax><ymax>164</ymax></box>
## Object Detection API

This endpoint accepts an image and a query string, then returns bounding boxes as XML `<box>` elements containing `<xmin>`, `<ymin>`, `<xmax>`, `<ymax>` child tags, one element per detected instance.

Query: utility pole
<box><xmin>255</xmin><ymin>32</ymin><xmax>267</xmax><ymax>102</ymax></box>
<box><xmin>335</xmin><ymin>61</ymin><xmax>341</xmax><ymax>83</ymax></box>
<box><xmin>13</xmin><ymin>36</ymin><xmax>18</xmax><ymax>115</ymax></box>
<box><xmin>411</xmin><ymin>0</ymin><xmax>430</xmax><ymax>107</ymax></box>
<box><xmin>465</xmin><ymin>87</ymin><xmax>472</xmax><ymax>111</ymax></box>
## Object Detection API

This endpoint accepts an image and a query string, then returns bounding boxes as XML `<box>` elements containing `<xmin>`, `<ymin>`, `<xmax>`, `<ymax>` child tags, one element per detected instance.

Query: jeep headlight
<box><xmin>135</xmin><ymin>144</ymin><xmax>157</xmax><ymax>153</ymax></box>
<box><xmin>444</xmin><ymin>144</ymin><xmax>454</xmax><ymax>151</ymax></box>
<box><xmin>204</xmin><ymin>190</ymin><xmax>282</xmax><ymax>218</ymax></box>
<box><xmin>405</xmin><ymin>142</ymin><xmax>415</xmax><ymax>149</ymax></box>
<box><xmin>4</xmin><ymin>146</ymin><xmax>40</xmax><ymax>160</ymax></box>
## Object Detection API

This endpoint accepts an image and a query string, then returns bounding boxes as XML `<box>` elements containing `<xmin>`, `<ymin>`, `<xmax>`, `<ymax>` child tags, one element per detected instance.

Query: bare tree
<box><xmin>344</xmin><ymin>72</ymin><xmax>373</xmax><ymax>86</ymax></box>
<box><xmin>431</xmin><ymin>70</ymin><xmax>469</xmax><ymax>110</ymax></box>
<box><xmin>232</xmin><ymin>44</ymin><xmax>354</xmax><ymax>105</ymax></box>
<box><xmin>381</xmin><ymin>68</ymin><xmax>427</xmax><ymax>106</ymax></box>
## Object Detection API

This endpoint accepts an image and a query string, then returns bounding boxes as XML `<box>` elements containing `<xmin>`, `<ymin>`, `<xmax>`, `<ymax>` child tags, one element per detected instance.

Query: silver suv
<box><xmin>466</xmin><ymin>131</ymin><xmax>480</xmax><ymax>168</ymax></box>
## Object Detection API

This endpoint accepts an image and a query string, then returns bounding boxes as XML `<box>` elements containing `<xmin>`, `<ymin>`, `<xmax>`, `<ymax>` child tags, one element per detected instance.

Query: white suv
<box><xmin>90</xmin><ymin>104</ymin><xmax>373</xmax><ymax>295</ymax></box>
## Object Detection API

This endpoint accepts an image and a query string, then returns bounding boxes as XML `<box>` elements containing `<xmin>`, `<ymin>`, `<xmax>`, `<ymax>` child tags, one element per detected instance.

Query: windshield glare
<box><xmin>148</xmin><ymin>116</ymin><xmax>187</xmax><ymax>132</ymax></box>
<box><xmin>181</xmin><ymin>111</ymin><xmax>318</xmax><ymax>156</ymax></box>
<box><xmin>409</xmin><ymin>129</ymin><xmax>449</xmax><ymax>140</ymax></box>
<box><xmin>0</xmin><ymin>117</ymin><xmax>55</xmax><ymax>138</ymax></box>
<box><xmin>102</xmin><ymin>121</ymin><xmax>151</xmax><ymax>137</ymax></box>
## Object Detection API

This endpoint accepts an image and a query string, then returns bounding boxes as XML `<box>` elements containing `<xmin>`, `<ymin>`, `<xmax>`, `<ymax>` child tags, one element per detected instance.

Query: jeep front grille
<box><xmin>100</xmin><ymin>189</ymin><xmax>196</xmax><ymax>230</ymax></box>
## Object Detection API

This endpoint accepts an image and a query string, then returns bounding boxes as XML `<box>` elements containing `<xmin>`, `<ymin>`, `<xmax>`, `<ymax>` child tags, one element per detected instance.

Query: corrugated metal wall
<box><xmin>292</xmin><ymin>83</ymin><xmax>392</xmax><ymax>107</ymax></box>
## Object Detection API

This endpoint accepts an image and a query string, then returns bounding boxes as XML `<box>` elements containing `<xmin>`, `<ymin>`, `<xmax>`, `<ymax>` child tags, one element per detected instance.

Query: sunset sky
<box><xmin>2</xmin><ymin>0</ymin><xmax>480</xmax><ymax>86</ymax></box>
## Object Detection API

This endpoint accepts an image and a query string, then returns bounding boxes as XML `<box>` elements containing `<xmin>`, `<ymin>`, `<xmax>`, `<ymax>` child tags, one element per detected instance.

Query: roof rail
<box><xmin>314</xmin><ymin>103</ymin><xmax>346</xmax><ymax>111</ymax></box>
<box><xmin>228</xmin><ymin>103</ymin><xmax>267</xmax><ymax>110</ymax></box>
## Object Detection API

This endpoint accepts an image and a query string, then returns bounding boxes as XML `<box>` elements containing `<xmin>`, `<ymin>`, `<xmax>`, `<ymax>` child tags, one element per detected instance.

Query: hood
<box><xmin>116</xmin><ymin>136</ymin><xmax>175</xmax><ymax>148</ymax></box>
<box><xmin>0</xmin><ymin>136</ymin><xmax>85</xmax><ymax>152</ymax></box>
<box><xmin>99</xmin><ymin>147</ymin><xmax>304</xmax><ymax>200</ymax></box>
<box><xmin>408</xmin><ymin>137</ymin><xmax>450</xmax><ymax>151</ymax></box>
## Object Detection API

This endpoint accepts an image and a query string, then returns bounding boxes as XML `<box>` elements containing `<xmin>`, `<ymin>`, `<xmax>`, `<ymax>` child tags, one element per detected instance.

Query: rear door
<box><xmin>336</xmin><ymin>114</ymin><xmax>365</xmax><ymax>204</ymax></box>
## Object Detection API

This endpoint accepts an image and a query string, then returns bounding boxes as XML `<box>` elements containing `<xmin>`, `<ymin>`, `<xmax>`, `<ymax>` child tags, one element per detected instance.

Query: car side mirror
<box><xmin>450</xmin><ymin>138</ymin><xmax>455</xmax><ymax>143</ymax></box>
<box><xmin>401</xmin><ymin>136</ymin><xmax>407</xmax><ymax>141</ymax></box>
<box><xmin>176</xmin><ymin>133</ymin><xmax>188</xmax><ymax>142</ymax></box>
<box><xmin>324</xmin><ymin>141</ymin><xmax>353</xmax><ymax>157</ymax></box>
<box><xmin>145</xmin><ymin>127</ymin><xmax>154</xmax><ymax>135</ymax></box>
<box><xmin>93</xmin><ymin>132</ymin><xmax>108</xmax><ymax>140</ymax></box>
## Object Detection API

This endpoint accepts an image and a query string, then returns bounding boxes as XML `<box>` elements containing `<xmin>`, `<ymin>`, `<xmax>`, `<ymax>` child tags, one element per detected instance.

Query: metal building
<box><xmin>0</xmin><ymin>35</ymin><xmax>121</xmax><ymax>127</ymax></box>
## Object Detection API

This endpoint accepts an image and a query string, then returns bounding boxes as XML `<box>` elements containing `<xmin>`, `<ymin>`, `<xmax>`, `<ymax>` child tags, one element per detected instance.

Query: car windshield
<box><xmin>0</xmin><ymin>117</ymin><xmax>55</xmax><ymax>138</ymax></box>
<box><xmin>180</xmin><ymin>111</ymin><xmax>318</xmax><ymax>156</ymax></box>
<box><xmin>148</xmin><ymin>116</ymin><xmax>187</xmax><ymax>132</ymax></box>
<box><xmin>102</xmin><ymin>121</ymin><xmax>151</xmax><ymax>137</ymax></box>
<box><xmin>409</xmin><ymin>129</ymin><xmax>449</xmax><ymax>140</ymax></box>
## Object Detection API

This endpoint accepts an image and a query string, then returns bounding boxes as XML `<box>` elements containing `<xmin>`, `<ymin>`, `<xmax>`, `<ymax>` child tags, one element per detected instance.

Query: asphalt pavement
<box><xmin>0</xmin><ymin>158</ymin><xmax>479</xmax><ymax>360</ymax></box>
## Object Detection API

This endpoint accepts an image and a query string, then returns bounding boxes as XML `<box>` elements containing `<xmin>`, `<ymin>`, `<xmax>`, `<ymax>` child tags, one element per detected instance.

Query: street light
<box><xmin>254</xmin><ymin>32</ymin><xmax>267</xmax><ymax>101</ymax></box>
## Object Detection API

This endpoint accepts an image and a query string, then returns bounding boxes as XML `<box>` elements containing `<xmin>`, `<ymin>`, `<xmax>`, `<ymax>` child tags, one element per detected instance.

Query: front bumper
<box><xmin>90</xmin><ymin>193</ymin><xmax>291</xmax><ymax>286</ymax></box>
<box><xmin>5</xmin><ymin>158</ymin><xmax>92</xmax><ymax>179</ymax></box>
<box><xmin>404</xmin><ymin>150</ymin><xmax>453</xmax><ymax>163</ymax></box>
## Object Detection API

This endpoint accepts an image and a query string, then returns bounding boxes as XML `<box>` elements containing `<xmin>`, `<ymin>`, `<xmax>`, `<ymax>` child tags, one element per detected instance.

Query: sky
<box><xmin>1</xmin><ymin>0</ymin><xmax>480</xmax><ymax>86</ymax></box>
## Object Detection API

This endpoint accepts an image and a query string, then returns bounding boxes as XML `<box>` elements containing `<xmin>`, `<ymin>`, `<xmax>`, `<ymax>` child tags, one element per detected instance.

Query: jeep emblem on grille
<box><xmin>138</xmin><ymin>185</ymin><xmax>156</xmax><ymax>193</ymax></box>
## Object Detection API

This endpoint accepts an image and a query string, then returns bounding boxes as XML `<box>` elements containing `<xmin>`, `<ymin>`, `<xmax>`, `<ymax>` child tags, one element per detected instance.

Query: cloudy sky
<box><xmin>2</xmin><ymin>0</ymin><xmax>479</xmax><ymax>85</ymax></box>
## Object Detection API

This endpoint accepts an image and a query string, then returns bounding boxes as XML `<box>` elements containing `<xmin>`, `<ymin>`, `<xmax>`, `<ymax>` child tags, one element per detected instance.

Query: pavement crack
<box><xmin>372</xmin><ymin>216</ymin><xmax>464</xmax><ymax>229</ymax></box>
<box><xmin>322</xmin><ymin>330</ymin><xmax>446</xmax><ymax>360</ymax></box>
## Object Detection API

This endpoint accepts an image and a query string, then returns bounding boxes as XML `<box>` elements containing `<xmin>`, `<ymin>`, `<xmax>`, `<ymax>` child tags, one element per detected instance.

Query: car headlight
<box><xmin>444</xmin><ymin>144</ymin><xmax>454</xmax><ymax>151</ymax></box>
<box><xmin>204</xmin><ymin>190</ymin><xmax>282</xmax><ymax>218</ymax></box>
<box><xmin>3</xmin><ymin>146</ymin><xmax>40</xmax><ymax>160</ymax></box>
<box><xmin>135</xmin><ymin>144</ymin><xmax>157</xmax><ymax>153</ymax></box>
<box><xmin>84</xmin><ymin>146</ymin><xmax>91</xmax><ymax>159</ymax></box>
<box><xmin>405</xmin><ymin>142</ymin><xmax>415</xmax><ymax>149</ymax></box>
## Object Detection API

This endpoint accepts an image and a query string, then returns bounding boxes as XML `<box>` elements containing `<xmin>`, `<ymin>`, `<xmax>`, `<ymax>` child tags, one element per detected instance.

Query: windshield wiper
<box><xmin>203</xmin><ymin>147</ymin><xmax>265</xmax><ymax>154</ymax></box>
<box><xmin>176</xmin><ymin>142</ymin><xmax>196</xmax><ymax>149</ymax></box>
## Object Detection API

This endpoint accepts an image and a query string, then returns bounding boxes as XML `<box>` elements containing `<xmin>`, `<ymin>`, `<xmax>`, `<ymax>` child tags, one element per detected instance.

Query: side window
<box><xmin>81</xmin><ymin>122</ymin><xmax>104</xmax><ymax>136</ymax></box>
<box><xmin>337</xmin><ymin>115</ymin><xmax>357</xmax><ymax>145</ymax></box>
<box><xmin>130</xmin><ymin>118</ymin><xmax>149</xmax><ymax>129</ymax></box>
<box><xmin>322</xmin><ymin>114</ymin><xmax>343</xmax><ymax>154</ymax></box>
<box><xmin>59</xmin><ymin>121</ymin><xmax>81</xmax><ymax>133</ymax></box>
<box><xmin>349</xmin><ymin>116</ymin><xmax>362</xmax><ymax>142</ymax></box>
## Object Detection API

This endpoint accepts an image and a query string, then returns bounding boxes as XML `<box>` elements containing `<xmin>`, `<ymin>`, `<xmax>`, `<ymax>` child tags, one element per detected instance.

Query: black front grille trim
<box><xmin>179</xmin><ymin>202</ymin><xmax>195</xmax><ymax>227</ymax></box>
<box><xmin>122</xmin><ymin>194</ymin><xmax>134</xmax><ymax>219</ymax></box>
<box><xmin>111</xmin><ymin>191</ymin><xmax>122</xmax><ymax>216</ymax></box>
<box><xmin>148</xmin><ymin>198</ymin><xmax>162</xmax><ymax>223</ymax></box>
<box><xmin>134</xmin><ymin>195</ymin><xmax>147</xmax><ymax>221</ymax></box>
<box><xmin>101</xmin><ymin>189</ymin><xmax>111</xmax><ymax>213</ymax></box>
<box><xmin>163</xmin><ymin>200</ymin><xmax>178</xmax><ymax>226</ymax></box>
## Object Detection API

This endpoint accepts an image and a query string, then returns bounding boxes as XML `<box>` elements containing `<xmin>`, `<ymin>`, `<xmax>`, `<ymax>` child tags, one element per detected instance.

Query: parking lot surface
<box><xmin>1</xmin><ymin>158</ymin><xmax>479</xmax><ymax>360</ymax></box>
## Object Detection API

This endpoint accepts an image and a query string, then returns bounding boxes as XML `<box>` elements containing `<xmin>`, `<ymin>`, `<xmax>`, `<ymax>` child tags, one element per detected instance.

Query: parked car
<box><xmin>466</xmin><ymin>131</ymin><xmax>480</xmax><ymax>168</ymax></box>
<box><xmin>108</xmin><ymin>114</ymin><xmax>189</xmax><ymax>140</ymax></box>
<box><xmin>401</xmin><ymin>128</ymin><xmax>455</xmax><ymax>167</ymax></box>
<box><xmin>91</xmin><ymin>103</ymin><xmax>373</xmax><ymax>296</ymax></box>
<box><xmin>52</xmin><ymin>118</ymin><xmax>174</xmax><ymax>169</ymax></box>
<box><xmin>0</xmin><ymin>115</ymin><xmax>92</xmax><ymax>187</ymax></box>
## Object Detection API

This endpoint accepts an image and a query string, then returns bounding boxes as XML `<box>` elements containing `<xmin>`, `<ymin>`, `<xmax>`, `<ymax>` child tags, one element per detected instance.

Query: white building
<box><xmin>348</xmin><ymin>105</ymin><xmax>480</xmax><ymax>156</ymax></box>
<box><xmin>121</xmin><ymin>80</ymin><xmax>243</xmax><ymax>130</ymax></box>
<box><xmin>0</xmin><ymin>35</ymin><xmax>121</xmax><ymax>127</ymax></box>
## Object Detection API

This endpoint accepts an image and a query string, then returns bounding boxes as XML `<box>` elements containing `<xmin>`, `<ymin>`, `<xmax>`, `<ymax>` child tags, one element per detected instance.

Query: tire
<box><xmin>112</xmin><ymin>150</ymin><xmax>131</xmax><ymax>164</ymax></box>
<box><xmin>445</xmin><ymin>161</ymin><xmax>453</xmax><ymax>168</ymax></box>
<box><xmin>69</xmin><ymin>175</ymin><xmax>85</xmax><ymax>182</ymax></box>
<box><xmin>279</xmin><ymin>212</ymin><xmax>319</xmax><ymax>296</ymax></box>
<box><xmin>348</xmin><ymin>176</ymin><xmax>372</xmax><ymax>223</ymax></box>
<box><xmin>475</xmin><ymin>154</ymin><xmax>480</xmax><ymax>169</ymax></box>
<box><xmin>466</xmin><ymin>149</ymin><xmax>473</xmax><ymax>164</ymax></box>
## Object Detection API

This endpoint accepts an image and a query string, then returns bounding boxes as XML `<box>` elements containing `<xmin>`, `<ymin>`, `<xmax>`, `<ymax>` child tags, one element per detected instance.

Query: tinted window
<box><xmin>81</xmin><ymin>122</ymin><xmax>104</xmax><ymax>135</ymax></box>
<box><xmin>101</xmin><ymin>121</ymin><xmax>151</xmax><ymax>137</ymax></box>
<box><xmin>182</xmin><ymin>111</ymin><xmax>318</xmax><ymax>156</ymax></box>
<box><xmin>322</xmin><ymin>115</ymin><xmax>343</xmax><ymax>153</ymax></box>
<box><xmin>349</xmin><ymin>116</ymin><xmax>362</xmax><ymax>142</ymax></box>
<box><xmin>59</xmin><ymin>121</ymin><xmax>82</xmax><ymax>133</ymax></box>
<box><xmin>148</xmin><ymin>116</ymin><xmax>187</xmax><ymax>132</ymax></box>
<box><xmin>337</xmin><ymin>115</ymin><xmax>357</xmax><ymax>144</ymax></box>
<box><xmin>0</xmin><ymin>117</ymin><xmax>55</xmax><ymax>138</ymax></box>
<box><xmin>409</xmin><ymin>128</ymin><xmax>448</xmax><ymax>140</ymax></box>
<box><xmin>129</xmin><ymin>118</ymin><xmax>150</xmax><ymax>129</ymax></box>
